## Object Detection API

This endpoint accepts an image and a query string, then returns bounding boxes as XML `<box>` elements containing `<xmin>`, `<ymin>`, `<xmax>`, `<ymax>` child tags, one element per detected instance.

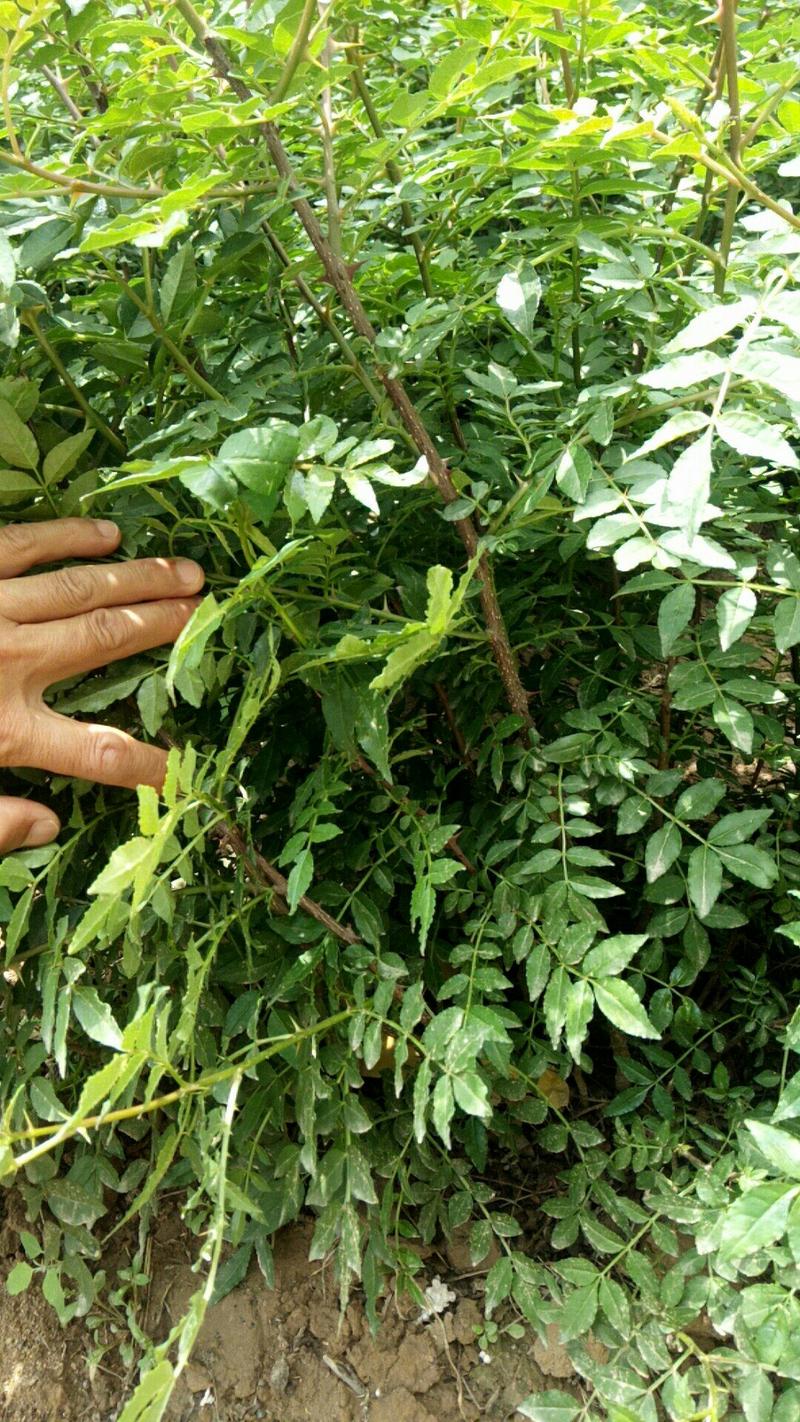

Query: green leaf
<box><xmin>218</xmin><ymin>422</ymin><xmax>299</xmax><ymax>495</ymax></box>
<box><xmin>675</xmin><ymin>778</ymin><xmax>726</xmax><ymax>820</ymax></box>
<box><xmin>0</xmin><ymin>397</ymin><xmax>38</xmax><ymax>470</ymax></box>
<box><xmin>708</xmin><ymin>809</ymin><xmax>772</xmax><ymax>846</ymax></box>
<box><xmin>555</xmin><ymin>445</ymin><xmax>592</xmax><ymax>503</ymax></box>
<box><xmin>89</xmin><ymin>837</ymin><xmax>156</xmax><ymax>897</ymax></box>
<box><xmin>687</xmin><ymin>845</ymin><xmax>723</xmax><ymax>919</ymax></box>
<box><xmin>584</xmin><ymin>934</ymin><xmax>648</xmax><ymax>977</ymax></box>
<box><xmin>593</xmin><ymin>980</ymin><xmax>658</xmax><ymax>1039</ymax></box>
<box><xmin>5</xmin><ymin>1260</ymin><xmax>33</xmax><ymax>1296</ymax></box>
<box><xmin>640</xmin><ymin>350</ymin><xmax>726</xmax><ymax>391</ymax></box>
<box><xmin>737</xmin><ymin>1367</ymin><xmax>774</xmax><ymax>1422</ymax></box>
<box><xmin>496</xmin><ymin>265</ymin><xmax>542</xmax><ymax>341</ymax></box>
<box><xmin>774</xmin><ymin>597</ymin><xmax>800</xmax><ymax>653</ymax></box>
<box><xmin>717</xmin><ymin>409</ymin><xmax>799</xmax><ymax>469</ymax></box>
<box><xmin>712</xmin><ymin>696</ymin><xmax>753</xmax><ymax>754</ymax></box>
<box><xmin>565</xmin><ymin>979</ymin><xmax>594</xmax><ymax>1062</ymax></box>
<box><xmin>666</xmin><ymin>299</ymin><xmax>754</xmax><ymax>351</ymax></box>
<box><xmin>425</xmin><ymin>564</ymin><xmax>454</xmax><ymax>635</ymax></box>
<box><xmin>658</xmin><ymin>581</ymin><xmax>694</xmax><ymax>655</ymax></box>
<box><xmin>544</xmin><ymin>964</ymin><xmax>569</xmax><ymax>1048</ymax></box>
<box><xmin>0</xmin><ymin>233</ymin><xmax>15</xmax><ymax>291</ymax></box>
<box><xmin>452</xmin><ymin>1070</ymin><xmax>492</xmax><ymax>1119</ymax></box>
<box><xmin>719</xmin><ymin>1181</ymin><xmax>798</xmax><ymax>1258</ymax></box>
<box><xmin>666</xmin><ymin>434</ymin><xmax>713</xmax><ymax>539</ymax></box>
<box><xmin>645</xmin><ymin>822</ymin><xmax>682</xmax><ymax>883</ymax></box>
<box><xmin>72</xmin><ymin>986</ymin><xmax>123</xmax><ymax>1050</ymax></box>
<box><xmin>370</xmin><ymin>630</ymin><xmax>438</xmax><ymax>692</ymax></box>
<box><xmin>42</xmin><ymin>429</ymin><xmax>94</xmax><ymax>485</ymax></box>
<box><xmin>299</xmin><ymin>464</ymin><xmax>336</xmax><ymax>522</ymax></box>
<box><xmin>484</xmin><ymin>1255</ymin><xmax>513</xmax><ymax>1316</ymax></box>
<box><xmin>516</xmin><ymin>1391</ymin><xmax>580</xmax><ymax>1422</ymax></box>
<box><xmin>117</xmin><ymin>1359</ymin><xmax>175</xmax><ymax>1422</ymax></box>
<box><xmin>286</xmin><ymin>848</ymin><xmax>314</xmax><ymax>912</ymax></box>
<box><xmin>558</xmin><ymin>1282</ymin><xmax>598</xmax><ymax>1341</ymax></box>
<box><xmin>0</xmin><ymin>468</ymin><xmax>38</xmax><ymax>501</ymax></box>
<box><xmin>717</xmin><ymin>584</ymin><xmax>757</xmax><ymax>651</ymax></box>
<box><xmin>159</xmin><ymin>243</ymin><xmax>195</xmax><ymax>325</ymax></box>
<box><xmin>714</xmin><ymin>843</ymin><xmax>777</xmax><ymax>889</ymax></box>
<box><xmin>746</xmin><ymin>1120</ymin><xmax>800</xmax><ymax>1181</ymax></box>
<box><xmin>428</xmin><ymin>41</ymin><xmax>480</xmax><ymax>99</ymax></box>
<box><xmin>432</xmin><ymin>1073</ymin><xmax>454</xmax><ymax>1146</ymax></box>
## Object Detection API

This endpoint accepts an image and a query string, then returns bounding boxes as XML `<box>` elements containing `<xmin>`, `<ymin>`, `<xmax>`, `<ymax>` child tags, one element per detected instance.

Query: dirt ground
<box><xmin>0</xmin><ymin>1201</ymin><xmax>584</xmax><ymax>1422</ymax></box>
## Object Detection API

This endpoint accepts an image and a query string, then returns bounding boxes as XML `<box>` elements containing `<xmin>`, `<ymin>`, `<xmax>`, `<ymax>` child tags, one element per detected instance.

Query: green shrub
<box><xmin>2</xmin><ymin>1</ymin><xmax>800</xmax><ymax>1418</ymax></box>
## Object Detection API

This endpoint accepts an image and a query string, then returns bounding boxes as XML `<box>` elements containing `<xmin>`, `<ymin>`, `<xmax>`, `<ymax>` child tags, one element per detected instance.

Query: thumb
<box><xmin>0</xmin><ymin>796</ymin><xmax>60</xmax><ymax>854</ymax></box>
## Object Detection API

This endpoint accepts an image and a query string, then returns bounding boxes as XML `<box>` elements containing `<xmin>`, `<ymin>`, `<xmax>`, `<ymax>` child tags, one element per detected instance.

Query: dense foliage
<box><xmin>2</xmin><ymin>0</ymin><xmax>800</xmax><ymax>1417</ymax></box>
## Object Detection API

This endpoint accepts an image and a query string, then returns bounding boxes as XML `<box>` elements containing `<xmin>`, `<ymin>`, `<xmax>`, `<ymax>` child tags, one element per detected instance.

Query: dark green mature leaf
<box><xmin>658</xmin><ymin>581</ymin><xmax>694</xmax><ymax>655</ymax></box>
<box><xmin>687</xmin><ymin>845</ymin><xmax>723</xmax><ymax>919</ymax></box>
<box><xmin>0</xmin><ymin>397</ymin><xmax>37</xmax><ymax>469</ymax></box>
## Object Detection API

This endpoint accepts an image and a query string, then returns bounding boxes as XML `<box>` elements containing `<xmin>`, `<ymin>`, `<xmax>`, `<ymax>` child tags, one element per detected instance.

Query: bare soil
<box><xmin>0</xmin><ymin>1201</ymin><xmax>582</xmax><ymax>1422</ymax></box>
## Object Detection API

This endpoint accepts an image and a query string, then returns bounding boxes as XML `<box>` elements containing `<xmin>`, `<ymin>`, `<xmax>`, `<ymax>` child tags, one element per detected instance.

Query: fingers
<box><xmin>0</xmin><ymin>556</ymin><xmax>204</xmax><ymax>624</ymax></box>
<box><xmin>0</xmin><ymin>519</ymin><xmax>120</xmax><ymax>579</ymax></box>
<box><xmin>0</xmin><ymin>795</ymin><xmax>60</xmax><ymax>854</ymax></box>
<box><xmin>29</xmin><ymin>710</ymin><xmax>168</xmax><ymax>790</ymax></box>
<box><xmin>25</xmin><ymin>596</ymin><xmax>201</xmax><ymax>684</ymax></box>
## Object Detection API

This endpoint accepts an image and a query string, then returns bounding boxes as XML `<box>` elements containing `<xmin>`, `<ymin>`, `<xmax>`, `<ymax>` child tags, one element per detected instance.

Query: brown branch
<box><xmin>435</xmin><ymin>680</ymin><xmax>474</xmax><ymax>774</ymax></box>
<box><xmin>353</xmin><ymin>754</ymin><xmax>477</xmax><ymax>873</ymax></box>
<box><xmin>215</xmin><ymin>824</ymin><xmax>361</xmax><ymax>945</ymax></box>
<box><xmin>551</xmin><ymin>10</ymin><xmax>576</xmax><ymax>106</ymax></box>
<box><xmin>172</xmin><ymin>0</ymin><xmax>533</xmax><ymax>730</ymax></box>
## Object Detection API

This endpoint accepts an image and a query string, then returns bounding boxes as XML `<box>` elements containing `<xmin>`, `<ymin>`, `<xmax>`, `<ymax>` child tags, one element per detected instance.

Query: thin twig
<box><xmin>353</xmin><ymin>754</ymin><xmax>477</xmax><ymax>873</ymax></box>
<box><xmin>215</xmin><ymin>824</ymin><xmax>361</xmax><ymax>945</ymax></box>
<box><xmin>22</xmin><ymin>311</ymin><xmax>126</xmax><ymax>454</ymax></box>
<box><xmin>318</xmin><ymin>1</ymin><xmax>342</xmax><ymax>257</ymax></box>
<box><xmin>715</xmin><ymin>0</ymin><xmax>742</xmax><ymax>294</ymax></box>
<box><xmin>347</xmin><ymin>36</ymin><xmax>467</xmax><ymax>450</ymax></box>
<box><xmin>551</xmin><ymin>10</ymin><xmax>576</xmax><ymax>105</ymax></box>
<box><xmin>171</xmin><ymin>0</ymin><xmax>534</xmax><ymax>729</ymax></box>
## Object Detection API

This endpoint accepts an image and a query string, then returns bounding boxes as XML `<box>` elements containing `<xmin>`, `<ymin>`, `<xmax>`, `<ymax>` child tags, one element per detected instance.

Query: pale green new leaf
<box><xmin>666</xmin><ymin>299</ymin><xmax>754</xmax><ymax>352</ymax></box>
<box><xmin>774</xmin><ymin>597</ymin><xmax>800</xmax><ymax>653</ymax></box>
<box><xmin>496</xmin><ymin>265</ymin><xmax>542</xmax><ymax>341</ymax></box>
<box><xmin>716</xmin><ymin>409</ymin><xmax>799</xmax><ymax>469</ymax></box>
<box><xmin>717</xmin><ymin>584</ymin><xmax>757</xmax><ymax>650</ymax></box>
<box><xmin>747</xmin><ymin>1120</ymin><xmax>800</xmax><ymax>1181</ymax></box>
<box><xmin>593</xmin><ymin>980</ymin><xmax>658</xmax><ymax>1038</ymax></box>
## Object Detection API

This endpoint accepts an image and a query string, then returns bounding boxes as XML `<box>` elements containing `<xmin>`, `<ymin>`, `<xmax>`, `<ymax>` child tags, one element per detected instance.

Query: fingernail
<box><xmin>23</xmin><ymin>817</ymin><xmax>59</xmax><ymax>848</ymax></box>
<box><xmin>176</xmin><ymin>558</ymin><xmax>203</xmax><ymax>588</ymax></box>
<box><xmin>94</xmin><ymin>520</ymin><xmax>119</xmax><ymax>541</ymax></box>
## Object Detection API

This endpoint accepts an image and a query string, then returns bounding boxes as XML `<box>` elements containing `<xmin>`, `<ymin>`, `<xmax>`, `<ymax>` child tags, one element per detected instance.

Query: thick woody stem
<box><xmin>172</xmin><ymin>0</ymin><xmax>533</xmax><ymax>727</ymax></box>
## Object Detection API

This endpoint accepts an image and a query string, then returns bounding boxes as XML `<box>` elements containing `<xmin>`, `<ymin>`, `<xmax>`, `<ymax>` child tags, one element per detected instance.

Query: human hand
<box><xmin>0</xmin><ymin>518</ymin><xmax>204</xmax><ymax>853</ymax></box>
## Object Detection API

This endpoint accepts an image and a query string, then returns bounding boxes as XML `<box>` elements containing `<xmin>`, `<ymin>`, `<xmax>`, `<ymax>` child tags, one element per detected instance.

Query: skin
<box><xmin>0</xmin><ymin>518</ymin><xmax>205</xmax><ymax>854</ymax></box>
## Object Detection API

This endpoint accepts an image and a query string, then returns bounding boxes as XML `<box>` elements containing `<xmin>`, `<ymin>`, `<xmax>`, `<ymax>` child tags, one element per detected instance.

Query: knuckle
<box><xmin>54</xmin><ymin>565</ymin><xmax>95</xmax><ymax>611</ymax></box>
<box><xmin>0</xmin><ymin>523</ymin><xmax>36</xmax><ymax>558</ymax></box>
<box><xmin>87</xmin><ymin>730</ymin><xmax>129</xmax><ymax>780</ymax></box>
<box><xmin>86</xmin><ymin>606</ymin><xmax>129</xmax><ymax>653</ymax></box>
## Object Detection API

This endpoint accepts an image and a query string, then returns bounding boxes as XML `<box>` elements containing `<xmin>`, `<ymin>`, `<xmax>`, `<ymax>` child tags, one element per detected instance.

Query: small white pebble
<box><xmin>479</xmin><ymin>1350</ymin><xmax>492</xmax><ymax>1365</ymax></box>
